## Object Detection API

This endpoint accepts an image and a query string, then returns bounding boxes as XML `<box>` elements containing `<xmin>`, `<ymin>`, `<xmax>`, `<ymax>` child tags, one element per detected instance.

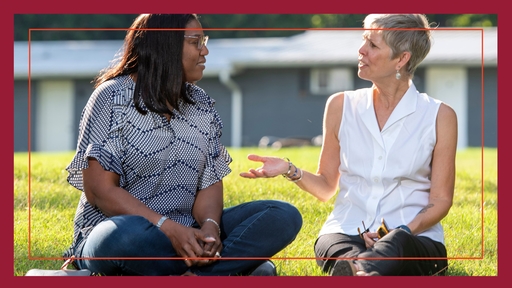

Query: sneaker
<box><xmin>330</xmin><ymin>260</ymin><xmax>357</xmax><ymax>276</ymax></box>
<box><xmin>249</xmin><ymin>260</ymin><xmax>277</xmax><ymax>276</ymax></box>
<box><xmin>330</xmin><ymin>261</ymin><xmax>380</xmax><ymax>276</ymax></box>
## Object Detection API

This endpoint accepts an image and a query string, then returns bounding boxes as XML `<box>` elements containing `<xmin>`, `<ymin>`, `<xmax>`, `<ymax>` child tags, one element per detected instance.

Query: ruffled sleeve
<box><xmin>187</xmin><ymin>83</ymin><xmax>232</xmax><ymax>190</ymax></box>
<box><xmin>66</xmin><ymin>78</ymin><xmax>129</xmax><ymax>191</ymax></box>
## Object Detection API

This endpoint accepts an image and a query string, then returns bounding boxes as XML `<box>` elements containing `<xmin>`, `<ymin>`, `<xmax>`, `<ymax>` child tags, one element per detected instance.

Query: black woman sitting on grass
<box><xmin>63</xmin><ymin>13</ymin><xmax>302</xmax><ymax>276</ymax></box>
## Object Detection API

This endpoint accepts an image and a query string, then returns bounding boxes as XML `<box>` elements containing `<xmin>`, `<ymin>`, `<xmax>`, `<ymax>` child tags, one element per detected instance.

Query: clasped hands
<box><xmin>360</xmin><ymin>231</ymin><xmax>384</xmax><ymax>249</ymax></box>
<box><xmin>164</xmin><ymin>223</ymin><xmax>222</xmax><ymax>267</ymax></box>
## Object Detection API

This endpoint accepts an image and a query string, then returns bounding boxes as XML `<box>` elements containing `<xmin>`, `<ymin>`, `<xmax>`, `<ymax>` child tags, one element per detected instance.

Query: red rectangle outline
<box><xmin>25</xmin><ymin>26</ymin><xmax>488</xmax><ymax>265</ymax></box>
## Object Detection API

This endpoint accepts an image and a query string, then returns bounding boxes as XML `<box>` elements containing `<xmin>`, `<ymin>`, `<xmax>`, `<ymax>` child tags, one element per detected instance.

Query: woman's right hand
<box><xmin>195</xmin><ymin>224</ymin><xmax>223</xmax><ymax>267</ymax></box>
<box><xmin>239</xmin><ymin>154</ymin><xmax>289</xmax><ymax>179</ymax></box>
<box><xmin>160</xmin><ymin>221</ymin><xmax>210</xmax><ymax>267</ymax></box>
<box><xmin>362</xmin><ymin>231</ymin><xmax>379</xmax><ymax>249</ymax></box>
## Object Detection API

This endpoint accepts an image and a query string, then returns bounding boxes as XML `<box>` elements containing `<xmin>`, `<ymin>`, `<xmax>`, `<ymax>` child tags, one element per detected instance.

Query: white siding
<box><xmin>426</xmin><ymin>67</ymin><xmax>468</xmax><ymax>150</ymax></box>
<box><xmin>36</xmin><ymin>80</ymin><xmax>75</xmax><ymax>152</ymax></box>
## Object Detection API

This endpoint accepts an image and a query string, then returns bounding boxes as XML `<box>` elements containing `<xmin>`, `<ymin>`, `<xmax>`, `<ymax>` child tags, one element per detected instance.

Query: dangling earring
<box><xmin>395</xmin><ymin>68</ymin><xmax>401</xmax><ymax>80</ymax></box>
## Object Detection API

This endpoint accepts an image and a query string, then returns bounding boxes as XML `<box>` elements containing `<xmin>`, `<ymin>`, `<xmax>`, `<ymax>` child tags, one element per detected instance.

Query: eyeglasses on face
<box><xmin>184</xmin><ymin>34</ymin><xmax>209</xmax><ymax>50</ymax></box>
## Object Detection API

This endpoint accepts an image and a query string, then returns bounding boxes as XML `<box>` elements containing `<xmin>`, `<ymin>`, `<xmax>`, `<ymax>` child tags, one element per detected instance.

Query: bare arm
<box><xmin>192</xmin><ymin>181</ymin><xmax>224</xmax><ymax>258</ymax></box>
<box><xmin>192</xmin><ymin>181</ymin><xmax>223</xmax><ymax>231</ymax></box>
<box><xmin>294</xmin><ymin>92</ymin><xmax>343</xmax><ymax>201</ymax></box>
<box><xmin>82</xmin><ymin>158</ymin><xmax>206</xmax><ymax>266</ymax></box>
<box><xmin>239</xmin><ymin>92</ymin><xmax>344</xmax><ymax>202</ymax></box>
<box><xmin>407</xmin><ymin>103</ymin><xmax>457</xmax><ymax>234</ymax></box>
<box><xmin>82</xmin><ymin>158</ymin><xmax>163</xmax><ymax>224</ymax></box>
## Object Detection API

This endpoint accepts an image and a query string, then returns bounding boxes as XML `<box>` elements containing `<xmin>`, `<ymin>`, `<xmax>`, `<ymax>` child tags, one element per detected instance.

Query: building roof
<box><xmin>14</xmin><ymin>27</ymin><xmax>497</xmax><ymax>79</ymax></box>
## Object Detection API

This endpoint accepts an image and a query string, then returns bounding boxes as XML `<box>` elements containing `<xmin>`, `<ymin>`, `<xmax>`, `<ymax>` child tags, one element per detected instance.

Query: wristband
<box><xmin>396</xmin><ymin>225</ymin><xmax>411</xmax><ymax>234</ymax></box>
<box><xmin>281</xmin><ymin>158</ymin><xmax>303</xmax><ymax>182</ymax></box>
<box><xmin>290</xmin><ymin>168</ymin><xmax>303</xmax><ymax>183</ymax></box>
<box><xmin>156</xmin><ymin>216</ymin><xmax>168</xmax><ymax>229</ymax></box>
<box><xmin>282</xmin><ymin>158</ymin><xmax>292</xmax><ymax>178</ymax></box>
<box><xmin>204</xmin><ymin>218</ymin><xmax>221</xmax><ymax>236</ymax></box>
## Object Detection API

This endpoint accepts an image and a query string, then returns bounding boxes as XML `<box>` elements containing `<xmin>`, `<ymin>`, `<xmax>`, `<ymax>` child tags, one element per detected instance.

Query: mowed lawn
<box><xmin>14</xmin><ymin>147</ymin><xmax>497</xmax><ymax>276</ymax></box>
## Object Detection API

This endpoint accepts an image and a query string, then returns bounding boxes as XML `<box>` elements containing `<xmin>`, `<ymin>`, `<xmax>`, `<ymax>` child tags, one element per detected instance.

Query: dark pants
<box><xmin>314</xmin><ymin>229</ymin><xmax>448</xmax><ymax>276</ymax></box>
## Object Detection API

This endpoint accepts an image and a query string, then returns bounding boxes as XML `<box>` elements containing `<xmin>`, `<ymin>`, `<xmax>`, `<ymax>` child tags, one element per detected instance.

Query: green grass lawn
<box><xmin>13</xmin><ymin>147</ymin><xmax>497</xmax><ymax>276</ymax></box>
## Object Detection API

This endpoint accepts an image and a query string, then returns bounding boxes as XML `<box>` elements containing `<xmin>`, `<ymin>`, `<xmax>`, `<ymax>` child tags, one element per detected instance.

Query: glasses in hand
<box><xmin>357</xmin><ymin>221</ymin><xmax>369</xmax><ymax>240</ymax></box>
<box><xmin>184</xmin><ymin>34</ymin><xmax>209</xmax><ymax>50</ymax></box>
<box><xmin>358</xmin><ymin>218</ymin><xmax>390</xmax><ymax>240</ymax></box>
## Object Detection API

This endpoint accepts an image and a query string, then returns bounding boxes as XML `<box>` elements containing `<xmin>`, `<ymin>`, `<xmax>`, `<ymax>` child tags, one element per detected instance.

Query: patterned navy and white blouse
<box><xmin>65</xmin><ymin>75</ymin><xmax>232</xmax><ymax>252</ymax></box>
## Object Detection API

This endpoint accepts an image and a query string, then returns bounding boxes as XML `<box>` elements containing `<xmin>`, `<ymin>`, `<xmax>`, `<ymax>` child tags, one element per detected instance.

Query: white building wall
<box><xmin>36</xmin><ymin>80</ymin><xmax>75</xmax><ymax>152</ymax></box>
<box><xmin>425</xmin><ymin>66</ymin><xmax>468</xmax><ymax>150</ymax></box>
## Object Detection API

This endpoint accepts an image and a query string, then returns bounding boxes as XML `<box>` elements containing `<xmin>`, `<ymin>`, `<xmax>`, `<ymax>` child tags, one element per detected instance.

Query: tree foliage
<box><xmin>14</xmin><ymin>14</ymin><xmax>497</xmax><ymax>41</ymax></box>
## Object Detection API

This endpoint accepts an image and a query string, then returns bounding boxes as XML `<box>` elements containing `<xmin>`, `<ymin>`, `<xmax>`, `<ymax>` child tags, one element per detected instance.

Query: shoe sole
<box><xmin>330</xmin><ymin>261</ymin><xmax>356</xmax><ymax>276</ymax></box>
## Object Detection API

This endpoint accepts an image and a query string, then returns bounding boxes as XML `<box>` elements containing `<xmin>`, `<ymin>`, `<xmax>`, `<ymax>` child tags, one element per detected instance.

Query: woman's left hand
<box><xmin>195</xmin><ymin>226</ymin><xmax>223</xmax><ymax>266</ymax></box>
<box><xmin>362</xmin><ymin>232</ymin><xmax>379</xmax><ymax>249</ymax></box>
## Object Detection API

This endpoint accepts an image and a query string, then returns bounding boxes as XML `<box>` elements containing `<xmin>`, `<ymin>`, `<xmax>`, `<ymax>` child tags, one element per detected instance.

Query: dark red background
<box><xmin>6</xmin><ymin>1</ymin><xmax>504</xmax><ymax>286</ymax></box>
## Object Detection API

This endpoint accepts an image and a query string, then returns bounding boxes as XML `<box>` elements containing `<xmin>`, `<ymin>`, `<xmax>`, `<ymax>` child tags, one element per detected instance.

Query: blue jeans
<box><xmin>74</xmin><ymin>200</ymin><xmax>302</xmax><ymax>276</ymax></box>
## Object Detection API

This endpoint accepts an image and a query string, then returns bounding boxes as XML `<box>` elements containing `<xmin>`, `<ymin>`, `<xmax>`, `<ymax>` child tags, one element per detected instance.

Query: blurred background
<box><xmin>14</xmin><ymin>14</ymin><xmax>496</xmax><ymax>41</ymax></box>
<box><xmin>13</xmin><ymin>14</ymin><xmax>497</xmax><ymax>152</ymax></box>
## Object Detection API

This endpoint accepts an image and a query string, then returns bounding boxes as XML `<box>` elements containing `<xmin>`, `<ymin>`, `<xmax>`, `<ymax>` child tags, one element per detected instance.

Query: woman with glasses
<box><xmin>64</xmin><ymin>14</ymin><xmax>302</xmax><ymax>276</ymax></box>
<box><xmin>241</xmin><ymin>14</ymin><xmax>456</xmax><ymax>276</ymax></box>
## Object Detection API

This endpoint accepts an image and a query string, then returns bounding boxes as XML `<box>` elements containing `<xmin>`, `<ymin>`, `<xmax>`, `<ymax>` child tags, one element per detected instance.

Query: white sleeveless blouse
<box><xmin>318</xmin><ymin>83</ymin><xmax>445</xmax><ymax>244</ymax></box>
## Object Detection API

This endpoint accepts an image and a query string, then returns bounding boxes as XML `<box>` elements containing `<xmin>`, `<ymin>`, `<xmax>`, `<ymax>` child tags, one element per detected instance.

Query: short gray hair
<box><xmin>363</xmin><ymin>14</ymin><xmax>433</xmax><ymax>77</ymax></box>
